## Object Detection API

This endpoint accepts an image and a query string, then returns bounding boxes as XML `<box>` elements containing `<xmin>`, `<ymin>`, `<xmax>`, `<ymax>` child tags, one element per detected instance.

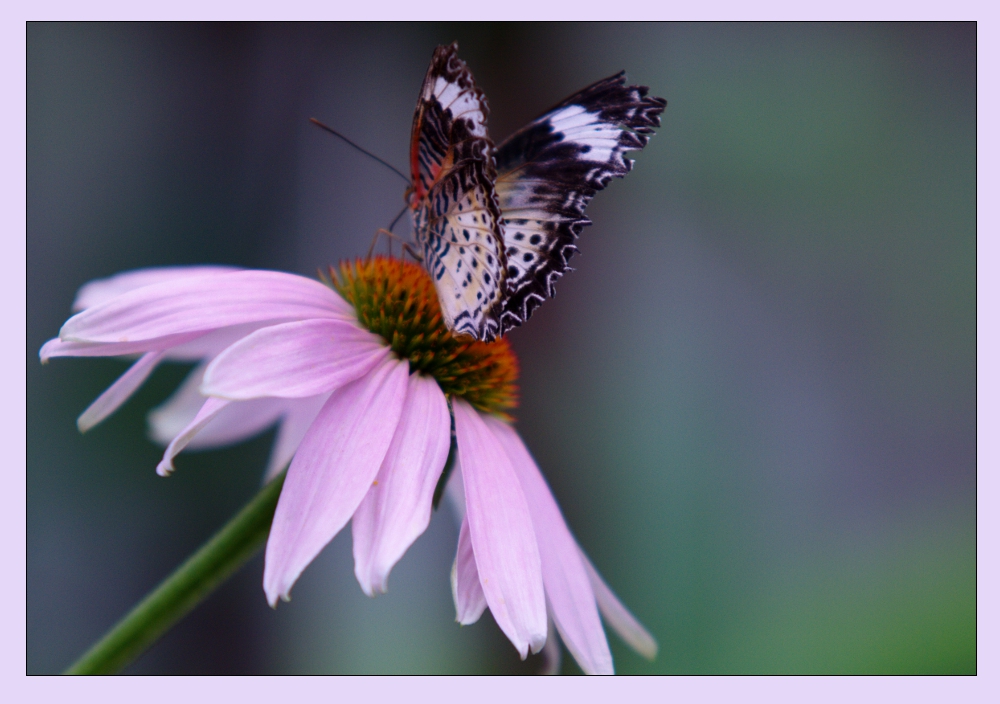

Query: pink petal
<box><xmin>72</xmin><ymin>266</ymin><xmax>241</xmax><ymax>311</ymax></box>
<box><xmin>451</xmin><ymin>514</ymin><xmax>487</xmax><ymax>625</ymax></box>
<box><xmin>444</xmin><ymin>456</ymin><xmax>467</xmax><ymax>519</ymax></box>
<box><xmin>201</xmin><ymin>319</ymin><xmax>389</xmax><ymax>400</ymax></box>
<box><xmin>452</xmin><ymin>399</ymin><xmax>547</xmax><ymax>659</ymax></box>
<box><xmin>151</xmin><ymin>359</ymin><xmax>313</xmax><ymax>451</ymax></box>
<box><xmin>263</xmin><ymin>356</ymin><xmax>409</xmax><ymax>606</ymax></box>
<box><xmin>77</xmin><ymin>350</ymin><xmax>167</xmax><ymax>433</ymax></box>
<box><xmin>489</xmin><ymin>417</ymin><xmax>613</xmax><ymax>675</ymax></box>
<box><xmin>263</xmin><ymin>393</ymin><xmax>331</xmax><ymax>482</ymax></box>
<box><xmin>164</xmin><ymin>322</ymin><xmax>270</xmax><ymax>361</ymax></box>
<box><xmin>42</xmin><ymin>324</ymin><xmax>269</xmax><ymax>364</ymax></box>
<box><xmin>40</xmin><ymin>334</ymin><xmax>199</xmax><ymax>362</ymax></box>
<box><xmin>60</xmin><ymin>270</ymin><xmax>351</xmax><ymax>344</ymax></box>
<box><xmin>188</xmin><ymin>398</ymin><xmax>287</xmax><ymax>449</ymax></box>
<box><xmin>538</xmin><ymin>616</ymin><xmax>562</xmax><ymax>675</ymax></box>
<box><xmin>155</xmin><ymin>397</ymin><xmax>231</xmax><ymax>477</ymax></box>
<box><xmin>352</xmin><ymin>372</ymin><xmax>450</xmax><ymax>596</ymax></box>
<box><xmin>147</xmin><ymin>364</ymin><xmax>211</xmax><ymax>445</ymax></box>
<box><xmin>579</xmin><ymin>550</ymin><xmax>659</xmax><ymax>660</ymax></box>
<box><xmin>152</xmin><ymin>378</ymin><xmax>327</xmax><ymax>479</ymax></box>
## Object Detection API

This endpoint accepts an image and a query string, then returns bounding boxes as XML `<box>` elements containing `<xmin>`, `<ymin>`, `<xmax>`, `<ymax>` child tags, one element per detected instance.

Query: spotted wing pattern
<box><xmin>409</xmin><ymin>43</ymin><xmax>506</xmax><ymax>341</ymax></box>
<box><xmin>493</xmin><ymin>73</ymin><xmax>666</xmax><ymax>336</ymax></box>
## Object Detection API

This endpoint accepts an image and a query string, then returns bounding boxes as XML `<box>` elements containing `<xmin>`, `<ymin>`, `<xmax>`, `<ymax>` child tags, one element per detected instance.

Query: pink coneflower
<box><xmin>41</xmin><ymin>258</ymin><xmax>656</xmax><ymax>674</ymax></box>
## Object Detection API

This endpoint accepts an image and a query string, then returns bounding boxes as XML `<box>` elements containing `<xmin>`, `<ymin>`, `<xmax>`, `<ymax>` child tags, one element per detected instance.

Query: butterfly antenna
<box><xmin>309</xmin><ymin>118</ymin><xmax>410</xmax><ymax>184</ymax></box>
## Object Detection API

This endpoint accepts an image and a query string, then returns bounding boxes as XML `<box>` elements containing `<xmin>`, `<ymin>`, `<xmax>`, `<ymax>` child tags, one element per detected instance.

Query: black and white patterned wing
<box><xmin>409</xmin><ymin>43</ymin><xmax>507</xmax><ymax>341</ymax></box>
<box><xmin>494</xmin><ymin>73</ymin><xmax>666</xmax><ymax>336</ymax></box>
<box><xmin>414</xmin><ymin>158</ymin><xmax>506</xmax><ymax>342</ymax></box>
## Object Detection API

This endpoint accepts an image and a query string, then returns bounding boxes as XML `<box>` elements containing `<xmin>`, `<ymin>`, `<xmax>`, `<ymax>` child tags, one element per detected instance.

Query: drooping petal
<box><xmin>43</xmin><ymin>322</ymin><xmax>271</xmax><ymax>363</ymax></box>
<box><xmin>538</xmin><ymin>615</ymin><xmax>562</xmax><ymax>675</ymax></box>
<box><xmin>451</xmin><ymin>514</ymin><xmax>487</xmax><ymax>625</ymax></box>
<box><xmin>352</xmin><ymin>372</ymin><xmax>450</xmax><ymax>596</ymax></box>
<box><xmin>488</xmin><ymin>417</ymin><xmax>613</xmax><ymax>675</ymax></box>
<box><xmin>444</xmin><ymin>457</ymin><xmax>467</xmax><ymax>520</ymax></box>
<box><xmin>156</xmin><ymin>397</ymin><xmax>231</xmax><ymax>476</ymax></box>
<box><xmin>579</xmin><ymin>550</ymin><xmax>659</xmax><ymax>661</ymax></box>
<box><xmin>202</xmin><ymin>319</ymin><xmax>389</xmax><ymax>400</ymax></box>
<box><xmin>263</xmin><ymin>356</ymin><xmax>409</xmax><ymax>606</ymax></box>
<box><xmin>72</xmin><ymin>266</ymin><xmax>241</xmax><ymax>311</ymax></box>
<box><xmin>191</xmin><ymin>398</ymin><xmax>287</xmax><ymax>449</ymax></box>
<box><xmin>452</xmin><ymin>399</ymin><xmax>547</xmax><ymax>659</ymax></box>
<box><xmin>263</xmin><ymin>393</ymin><xmax>331</xmax><ymax>482</ymax></box>
<box><xmin>77</xmin><ymin>350</ymin><xmax>167</xmax><ymax>433</ymax></box>
<box><xmin>147</xmin><ymin>363</ymin><xmax>211</xmax><ymax>445</ymax></box>
<box><xmin>150</xmin><ymin>364</ymin><xmax>289</xmax><ymax>451</ymax></box>
<box><xmin>60</xmin><ymin>270</ymin><xmax>351</xmax><ymax>344</ymax></box>
<box><xmin>40</xmin><ymin>334</ymin><xmax>199</xmax><ymax>362</ymax></box>
<box><xmin>155</xmin><ymin>386</ymin><xmax>317</xmax><ymax>477</ymax></box>
<box><xmin>164</xmin><ymin>322</ymin><xmax>269</xmax><ymax>361</ymax></box>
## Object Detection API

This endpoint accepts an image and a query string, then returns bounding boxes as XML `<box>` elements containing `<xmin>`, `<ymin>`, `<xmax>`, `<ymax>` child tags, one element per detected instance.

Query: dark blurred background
<box><xmin>27</xmin><ymin>23</ymin><xmax>975</xmax><ymax>674</ymax></box>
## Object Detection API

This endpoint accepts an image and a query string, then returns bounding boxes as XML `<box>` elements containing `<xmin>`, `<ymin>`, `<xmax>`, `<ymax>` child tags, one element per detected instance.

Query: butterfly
<box><xmin>408</xmin><ymin>42</ymin><xmax>666</xmax><ymax>342</ymax></box>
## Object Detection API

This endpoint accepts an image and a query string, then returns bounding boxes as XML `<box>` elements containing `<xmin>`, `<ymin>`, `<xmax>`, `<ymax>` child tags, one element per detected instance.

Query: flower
<box><xmin>40</xmin><ymin>265</ymin><xmax>345</xmax><ymax>480</ymax></box>
<box><xmin>41</xmin><ymin>258</ymin><xmax>656</xmax><ymax>674</ymax></box>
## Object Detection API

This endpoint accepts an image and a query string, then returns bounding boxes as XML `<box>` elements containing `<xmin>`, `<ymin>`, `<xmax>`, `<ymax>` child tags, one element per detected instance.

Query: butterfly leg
<box><xmin>367</xmin><ymin>228</ymin><xmax>422</xmax><ymax>262</ymax></box>
<box><xmin>401</xmin><ymin>242</ymin><xmax>423</xmax><ymax>264</ymax></box>
<box><xmin>367</xmin><ymin>228</ymin><xmax>398</xmax><ymax>259</ymax></box>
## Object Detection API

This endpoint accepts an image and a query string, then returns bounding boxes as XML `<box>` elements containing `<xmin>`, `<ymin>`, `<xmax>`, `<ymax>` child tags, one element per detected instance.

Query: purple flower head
<box><xmin>41</xmin><ymin>258</ymin><xmax>656</xmax><ymax>673</ymax></box>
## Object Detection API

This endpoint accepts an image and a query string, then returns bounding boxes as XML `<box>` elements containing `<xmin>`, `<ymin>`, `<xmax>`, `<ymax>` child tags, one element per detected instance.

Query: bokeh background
<box><xmin>27</xmin><ymin>23</ymin><xmax>975</xmax><ymax>674</ymax></box>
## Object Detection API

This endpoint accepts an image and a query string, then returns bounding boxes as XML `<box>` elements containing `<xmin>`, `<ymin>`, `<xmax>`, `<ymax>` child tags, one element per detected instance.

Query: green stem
<box><xmin>63</xmin><ymin>470</ymin><xmax>287</xmax><ymax>675</ymax></box>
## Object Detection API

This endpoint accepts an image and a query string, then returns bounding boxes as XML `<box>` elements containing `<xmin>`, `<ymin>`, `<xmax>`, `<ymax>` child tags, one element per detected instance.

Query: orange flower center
<box><xmin>331</xmin><ymin>257</ymin><xmax>518</xmax><ymax>418</ymax></box>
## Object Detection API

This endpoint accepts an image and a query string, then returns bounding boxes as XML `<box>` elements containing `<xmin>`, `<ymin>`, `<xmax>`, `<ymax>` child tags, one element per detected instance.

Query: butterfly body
<box><xmin>408</xmin><ymin>43</ymin><xmax>665</xmax><ymax>342</ymax></box>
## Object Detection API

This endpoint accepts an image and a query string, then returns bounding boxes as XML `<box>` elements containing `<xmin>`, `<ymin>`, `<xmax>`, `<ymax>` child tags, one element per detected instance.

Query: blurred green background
<box><xmin>27</xmin><ymin>23</ymin><xmax>975</xmax><ymax>674</ymax></box>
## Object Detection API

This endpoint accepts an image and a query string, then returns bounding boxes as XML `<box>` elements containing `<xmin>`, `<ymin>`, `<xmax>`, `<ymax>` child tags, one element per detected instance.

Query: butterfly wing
<box><xmin>494</xmin><ymin>73</ymin><xmax>666</xmax><ymax>336</ymax></box>
<box><xmin>410</xmin><ymin>43</ymin><xmax>507</xmax><ymax>341</ymax></box>
<box><xmin>414</xmin><ymin>159</ymin><xmax>507</xmax><ymax>342</ymax></box>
